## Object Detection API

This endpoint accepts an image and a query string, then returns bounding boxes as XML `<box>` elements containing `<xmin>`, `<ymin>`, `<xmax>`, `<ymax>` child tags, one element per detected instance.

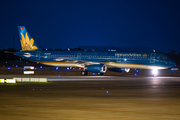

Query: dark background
<box><xmin>0</xmin><ymin>0</ymin><xmax>180</xmax><ymax>52</ymax></box>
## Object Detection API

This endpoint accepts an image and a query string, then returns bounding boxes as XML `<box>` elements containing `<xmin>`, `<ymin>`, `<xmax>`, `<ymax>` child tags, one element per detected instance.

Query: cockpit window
<box><xmin>160</xmin><ymin>56</ymin><xmax>169</xmax><ymax>59</ymax></box>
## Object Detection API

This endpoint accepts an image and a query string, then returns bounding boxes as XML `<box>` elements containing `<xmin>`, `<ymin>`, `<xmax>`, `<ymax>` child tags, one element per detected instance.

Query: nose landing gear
<box><xmin>97</xmin><ymin>73</ymin><xmax>104</xmax><ymax>76</ymax></box>
<box><xmin>81</xmin><ymin>70</ymin><xmax>88</xmax><ymax>76</ymax></box>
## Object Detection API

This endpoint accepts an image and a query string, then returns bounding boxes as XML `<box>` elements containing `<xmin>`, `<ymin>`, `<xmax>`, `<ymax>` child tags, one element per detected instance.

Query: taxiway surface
<box><xmin>0</xmin><ymin>75</ymin><xmax>180</xmax><ymax>120</ymax></box>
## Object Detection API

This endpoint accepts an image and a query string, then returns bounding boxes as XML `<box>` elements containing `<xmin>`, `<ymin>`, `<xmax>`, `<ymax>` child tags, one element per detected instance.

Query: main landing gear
<box><xmin>81</xmin><ymin>71</ymin><xmax>104</xmax><ymax>76</ymax></box>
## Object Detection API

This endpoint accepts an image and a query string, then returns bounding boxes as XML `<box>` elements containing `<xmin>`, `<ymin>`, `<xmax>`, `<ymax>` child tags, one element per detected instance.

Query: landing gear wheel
<box><xmin>81</xmin><ymin>71</ymin><xmax>88</xmax><ymax>76</ymax></box>
<box><xmin>97</xmin><ymin>73</ymin><xmax>104</xmax><ymax>76</ymax></box>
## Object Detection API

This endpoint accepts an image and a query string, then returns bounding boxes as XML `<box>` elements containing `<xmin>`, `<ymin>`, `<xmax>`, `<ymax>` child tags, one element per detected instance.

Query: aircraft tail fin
<box><xmin>18</xmin><ymin>26</ymin><xmax>39</xmax><ymax>51</ymax></box>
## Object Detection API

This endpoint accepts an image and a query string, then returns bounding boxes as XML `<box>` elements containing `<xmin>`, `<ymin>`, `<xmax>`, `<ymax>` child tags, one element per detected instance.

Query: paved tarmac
<box><xmin>0</xmin><ymin>75</ymin><xmax>180</xmax><ymax>120</ymax></box>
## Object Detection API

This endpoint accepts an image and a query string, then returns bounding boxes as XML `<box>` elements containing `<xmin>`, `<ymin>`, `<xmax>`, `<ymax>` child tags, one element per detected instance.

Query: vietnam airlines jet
<box><xmin>14</xmin><ymin>26</ymin><xmax>175</xmax><ymax>76</ymax></box>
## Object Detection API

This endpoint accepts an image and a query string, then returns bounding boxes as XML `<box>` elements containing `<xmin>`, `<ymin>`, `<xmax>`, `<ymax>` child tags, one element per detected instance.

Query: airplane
<box><xmin>13</xmin><ymin>26</ymin><xmax>175</xmax><ymax>76</ymax></box>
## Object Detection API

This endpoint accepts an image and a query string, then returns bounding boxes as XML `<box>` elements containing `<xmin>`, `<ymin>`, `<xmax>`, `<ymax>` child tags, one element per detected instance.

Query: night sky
<box><xmin>0</xmin><ymin>0</ymin><xmax>180</xmax><ymax>52</ymax></box>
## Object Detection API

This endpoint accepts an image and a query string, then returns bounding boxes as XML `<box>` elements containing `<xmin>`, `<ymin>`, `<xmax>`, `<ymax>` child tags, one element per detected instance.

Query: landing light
<box><xmin>152</xmin><ymin>68</ymin><xmax>158</xmax><ymax>76</ymax></box>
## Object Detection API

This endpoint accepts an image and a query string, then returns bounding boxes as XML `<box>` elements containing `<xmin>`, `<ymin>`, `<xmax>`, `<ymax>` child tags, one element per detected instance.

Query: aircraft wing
<box><xmin>53</xmin><ymin>58</ymin><xmax>104</xmax><ymax>66</ymax></box>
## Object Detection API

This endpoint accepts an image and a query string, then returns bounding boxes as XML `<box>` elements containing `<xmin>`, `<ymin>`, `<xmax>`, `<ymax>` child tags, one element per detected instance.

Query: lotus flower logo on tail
<box><xmin>18</xmin><ymin>26</ymin><xmax>39</xmax><ymax>51</ymax></box>
<box><xmin>20</xmin><ymin>32</ymin><xmax>38</xmax><ymax>51</ymax></box>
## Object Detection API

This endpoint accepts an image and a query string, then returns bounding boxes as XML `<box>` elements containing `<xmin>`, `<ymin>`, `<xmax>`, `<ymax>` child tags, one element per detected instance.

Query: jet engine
<box><xmin>87</xmin><ymin>64</ymin><xmax>107</xmax><ymax>73</ymax></box>
<box><xmin>109</xmin><ymin>68</ymin><xmax>130</xmax><ymax>73</ymax></box>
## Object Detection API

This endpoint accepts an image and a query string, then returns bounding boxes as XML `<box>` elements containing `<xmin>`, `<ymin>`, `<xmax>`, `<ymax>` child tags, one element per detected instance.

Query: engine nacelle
<box><xmin>109</xmin><ymin>68</ymin><xmax>130</xmax><ymax>73</ymax></box>
<box><xmin>87</xmin><ymin>64</ymin><xmax>107</xmax><ymax>73</ymax></box>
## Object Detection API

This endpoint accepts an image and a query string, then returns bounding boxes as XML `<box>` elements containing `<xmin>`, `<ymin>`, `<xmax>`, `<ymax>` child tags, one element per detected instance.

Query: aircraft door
<box><xmin>150</xmin><ymin>53</ymin><xmax>156</xmax><ymax>63</ymax></box>
<box><xmin>77</xmin><ymin>53</ymin><xmax>81</xmax><ymax>60</ymax></box>
<box><xmin>36</xmin><ymin>51</ymin><xmax>41</xmax><ymax>60</ymax></box>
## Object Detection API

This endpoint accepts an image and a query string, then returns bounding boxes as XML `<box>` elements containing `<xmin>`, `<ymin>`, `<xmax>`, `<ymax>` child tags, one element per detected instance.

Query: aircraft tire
<box><xmin>97</xmin><ymin>73</ymin><xmax>104</xmax><ymax>76</ymax></box>
<box><xmin>81</xmin><ymin>71</ymin><xmax>88</xmax><ymax>76</ymax></box>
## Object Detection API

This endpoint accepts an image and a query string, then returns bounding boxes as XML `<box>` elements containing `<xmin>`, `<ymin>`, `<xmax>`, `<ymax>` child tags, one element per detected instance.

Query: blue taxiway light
<box><xmin>135</xmin><ymin>73</ymin><xmax>137</xmax><ymax>76</ymax></box>
<box><xmin>23</xmin><ymin>68</ymin><xmax>26</xmax><ymax>70</ymax></box>
<box><xmin>35</xmin><ymin>68</ymin><xmax>37</xmax><ymax>70</ymax></box>
<box><xmin>40</xmin><ymin>66</ymin><xmax>43</xmax><ymax>69</ymax></box>
<box><xmin>106</xmin><ymin>91</ymin><xmax>109</xmax><ymax>94</ymax></box>
<box><xmin>15</xmin><ymin>65</ymin><xmax>18</xmax><ymax>67</ymax></box>
<box><xmin>56</xmin><ymin>67</ymin><xmax>59</xmax><ymax>70</ymax></box>
<box><xmin>136</xmin><ymin>70</ymin><xmax>139</xmax><ymax>72</ymax></box>
<box><xmin>7</xmin><ymin>67</ymin><xmax>10</xmax><ymax>70</ymax></box>
<box><xmin>58</xmin><ymin>75</ymin><xmax>61</xmax><ymax>77</ymax></box>
<box><xmin>67</xmin><ymin>67</ymin><xmax>70</xmax><ymax>70</ymax></box>
<box><xmin>93</xmin><ymin>73</ymin><xmax>95</xmax><ymax>75</ymax></box>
